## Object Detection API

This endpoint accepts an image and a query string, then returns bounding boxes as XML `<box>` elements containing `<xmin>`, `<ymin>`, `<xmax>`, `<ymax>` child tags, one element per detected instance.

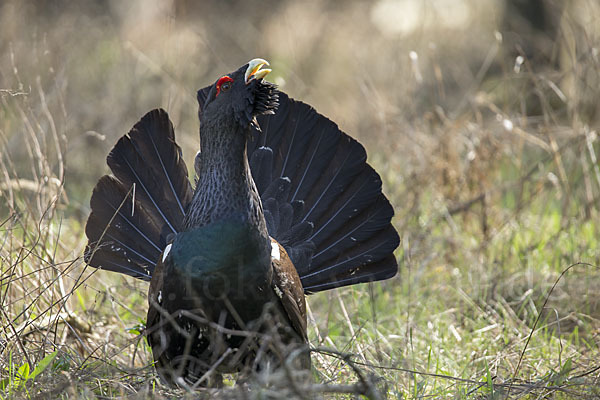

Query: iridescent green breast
<box><xmin>164</xmin><ymin>215</ymin><xmax>272</xmax><ymax>306</ymax></box>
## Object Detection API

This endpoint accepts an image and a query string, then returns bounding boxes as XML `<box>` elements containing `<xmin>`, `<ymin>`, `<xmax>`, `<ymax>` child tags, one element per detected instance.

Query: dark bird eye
<box><xmin>216</xmin><ymin>76</ymin><xmax>233</xmax><ymax>96</ymax></box>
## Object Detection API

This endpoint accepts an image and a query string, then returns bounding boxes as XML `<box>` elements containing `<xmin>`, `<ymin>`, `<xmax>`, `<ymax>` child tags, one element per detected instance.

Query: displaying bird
<box><xmin>84</xmin><ymin>59</ymin><xmax>400</xmax><ymax>386</ymax></box>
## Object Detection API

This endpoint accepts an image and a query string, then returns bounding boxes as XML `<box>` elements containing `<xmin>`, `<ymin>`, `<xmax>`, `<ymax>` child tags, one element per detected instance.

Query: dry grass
<box><xmin>2</xmin><ymin>0</ymin><xmax>600</xmax><ymax>398</ymax></box>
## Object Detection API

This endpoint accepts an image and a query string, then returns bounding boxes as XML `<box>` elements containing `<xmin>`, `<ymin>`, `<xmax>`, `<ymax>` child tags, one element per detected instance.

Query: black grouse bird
<box><xmin>84</xmin><ymin>59</ymin><xmax>399</xmax><ymax>386</ymax></box>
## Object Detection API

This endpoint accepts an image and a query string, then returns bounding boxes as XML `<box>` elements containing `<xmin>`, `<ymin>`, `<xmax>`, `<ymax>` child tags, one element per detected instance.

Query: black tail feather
<box><xmin>106</xmin><ymin>109</ymin><xmax>191</xmax><ymax>234</ymax></box>
<box><xmin>302</xmin><ymin>254</ymin><xmax>398</xmax><ymax>293</ymax></box>
<box><xmin>248</xmin><ymin>146</ymin><xmax>273</xmax><ymax>194</ymax></box>
<box><xmin>301</xmin><ymin>224</ymin><xmax>399</xmax><ymax>286</ymax></box>
<box><xmin>243</xmin><ymin>91</ymin><xmax>400</xmax><ymax>292</ymax></box>
<box><xmin>309</xmin><ymin>195</ymin><xmax>395</xmax><ymax>271</ymax></box>
<box><xmin>84</xmin><ymin>109</ymin><xmax>193</xmax><ymax>279</ymax></box>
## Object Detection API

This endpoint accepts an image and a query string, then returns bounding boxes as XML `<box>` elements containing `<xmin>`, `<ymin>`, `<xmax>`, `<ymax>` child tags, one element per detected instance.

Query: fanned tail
<box><xmin>200</xmin><ymin>86</ymin><xmax>399</xmax><ymax>292</ymax></box>
<box><xmin>249</xmin><ymin>92</ymin><xmax>399</xmax><ymax>292</ymax></box>
<box><xmin>84</xmin><ymin>109</ymin><xmax>193</xmax><ymax>280</ymax></box>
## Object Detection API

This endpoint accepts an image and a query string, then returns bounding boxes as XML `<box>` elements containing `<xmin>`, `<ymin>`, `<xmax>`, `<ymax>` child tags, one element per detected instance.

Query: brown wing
<box><xmin>145</xmin><ymin>250</ymin><xmax>173</xmax><ymax>383</ymax></box>
<box><xmin>270</xmin><ymin>238</ymin><xmax>308</xmax><ymax>342</ymax></box>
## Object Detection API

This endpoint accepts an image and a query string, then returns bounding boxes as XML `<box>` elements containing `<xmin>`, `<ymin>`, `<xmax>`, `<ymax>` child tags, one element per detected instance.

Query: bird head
<box><xmin>198</xmin><ymin>59</ymin><xmax>279</xmax><ymax>131</ymax></box>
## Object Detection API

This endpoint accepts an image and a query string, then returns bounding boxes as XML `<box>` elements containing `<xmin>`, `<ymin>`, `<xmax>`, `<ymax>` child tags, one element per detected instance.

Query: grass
<box><xmin>2</xmin><ymin>0</ymin><xmax>600</xmax><ymax>398</ymax></box>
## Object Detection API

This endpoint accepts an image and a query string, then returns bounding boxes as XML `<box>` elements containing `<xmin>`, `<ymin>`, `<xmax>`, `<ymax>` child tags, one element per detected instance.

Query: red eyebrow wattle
<box><xmin>216</xmin><ymin>76</ymin><xmax>233</xmax><ymax>96</ymax></box>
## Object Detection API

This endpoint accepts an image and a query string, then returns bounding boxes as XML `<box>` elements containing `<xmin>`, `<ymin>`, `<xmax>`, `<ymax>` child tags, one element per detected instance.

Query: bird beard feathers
<box><xmin>248</xmin><ymin>79</ymin><xmax>279</xmax><ymax>133</ymax></box>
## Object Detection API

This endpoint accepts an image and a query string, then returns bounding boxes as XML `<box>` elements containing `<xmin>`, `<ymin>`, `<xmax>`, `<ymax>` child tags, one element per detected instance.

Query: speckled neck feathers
<box><xmin>183</xmin><ymin>115</ymin><xmax>266</xmax><ymax>235</ymax></box>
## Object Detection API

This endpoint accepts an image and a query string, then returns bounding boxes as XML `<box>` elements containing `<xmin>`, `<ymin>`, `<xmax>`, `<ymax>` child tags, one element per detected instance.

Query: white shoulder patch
<box><xmin>271</xmin><ymin>242</ymin><xmax>280</xmax><ymax>261</ymax></box>
<box><xmin>274</xmin><ymin>285</ymin><xmax>283</xmax><ymax>298</ymax></box>
<box><xmin>162</xmin><ymin>243</ymin><xmax>172</xmax><ymax>263</ymax></box>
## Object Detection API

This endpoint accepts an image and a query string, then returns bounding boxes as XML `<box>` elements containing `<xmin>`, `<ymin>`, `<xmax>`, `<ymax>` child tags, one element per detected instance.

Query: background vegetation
<box><xmin>2</xmin><ymin>0</ymin><xmax>600</xmax><ymax>398</ymax></box>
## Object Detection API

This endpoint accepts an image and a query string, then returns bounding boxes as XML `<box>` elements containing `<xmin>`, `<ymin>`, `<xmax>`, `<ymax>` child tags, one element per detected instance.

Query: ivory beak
<box><xmin>245</xmin><ymin>58</ymin><xmax>272</xmax><ymax>84</ymax></box>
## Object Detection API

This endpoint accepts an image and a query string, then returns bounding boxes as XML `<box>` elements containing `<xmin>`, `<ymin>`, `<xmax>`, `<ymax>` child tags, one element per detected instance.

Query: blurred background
<box><xmin>2</xmin><ymin>0</ymin><xmax>600</xmax><ymax>397</ymax></box>
<box><xmin>1</xmin><ymin>0</ymin><xmax>599</xmax><ymax>216</ymax></box>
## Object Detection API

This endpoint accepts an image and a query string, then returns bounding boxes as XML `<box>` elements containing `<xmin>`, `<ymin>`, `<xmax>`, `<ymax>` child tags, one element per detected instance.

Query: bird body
<box><xmin>146</xmin><ymin>216</ymin><xmax>307</xmax><ymax>384</ymax></box>
<box><xmin>84</xmin><ymin>59</ymin><xmax>399</xmax><ymax>386</ymax></box>
<box><xmin>159</xmin><ymin>217</ymin><xmax>272</xmax><ymax>315</ymax></box>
